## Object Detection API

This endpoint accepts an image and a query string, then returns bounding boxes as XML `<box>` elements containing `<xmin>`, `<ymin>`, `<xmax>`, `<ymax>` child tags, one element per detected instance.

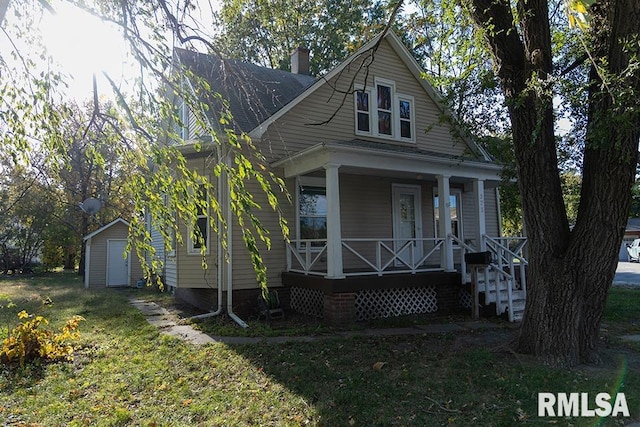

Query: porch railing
<box><xmin>483</xmin><ymin>235</ymin><xmax>528</xmax><ymax>298</ymax></box>
<box><xmin>285</xmin><ymin>240</ymin><xmax>327</xmax><ymax>276</ymax></box>
<box><xmin>286</xmin><ymin>238</ymin><xmax>445</xmax><ymax>276</ymax></box>
<box><xmin>452</xmin><ymin>234</ymin><xmax>528</xmax><ymax>322</ymax></box>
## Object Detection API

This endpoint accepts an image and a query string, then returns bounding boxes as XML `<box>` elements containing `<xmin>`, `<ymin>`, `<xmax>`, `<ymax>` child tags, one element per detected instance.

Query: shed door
<box><xmin>107</xmin><ymin>239</ymin><xmax>129</xmax><ymax>287</ymax></box>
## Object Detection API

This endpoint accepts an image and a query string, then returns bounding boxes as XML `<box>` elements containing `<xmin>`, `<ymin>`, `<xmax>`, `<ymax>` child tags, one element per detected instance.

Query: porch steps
<box><xmin>476</xmin><ymin>269</ymin><xmax>526</xmax><ymax>322</ymax></box>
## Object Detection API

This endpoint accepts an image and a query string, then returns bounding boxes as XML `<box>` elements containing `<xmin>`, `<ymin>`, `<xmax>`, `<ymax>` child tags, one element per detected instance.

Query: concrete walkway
<box><xmin>129</xmin><ymin>297</ymin><xmax>508</xmax><ymax>346</ymax></box>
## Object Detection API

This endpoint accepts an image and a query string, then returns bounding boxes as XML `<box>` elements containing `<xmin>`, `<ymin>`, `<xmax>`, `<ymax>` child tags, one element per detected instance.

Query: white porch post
<box><xmin>437</xmin><ymin>174</ymin><xmax>454</xmax><ymax>271</ymax></box>
<box><xmin>325</xmin><ymin>163</ymin><xmax>344</xmax><ymax>279</ymax></box>
<box><xmin>473</xmin><ymin>179</ymin><xmax>487</xmax><ymax>251</ymax></box>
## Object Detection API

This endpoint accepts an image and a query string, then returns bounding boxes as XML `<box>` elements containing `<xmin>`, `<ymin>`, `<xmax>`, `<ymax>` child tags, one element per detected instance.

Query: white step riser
<box><xmin>471</xmin><ymin>265</ymin><xmax>526</xmax><ymax>322</ymax></box>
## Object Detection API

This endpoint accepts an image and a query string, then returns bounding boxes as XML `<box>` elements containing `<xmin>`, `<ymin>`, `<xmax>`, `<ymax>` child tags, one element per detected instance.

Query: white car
<box><xmin>627</xmin><ymin>239</ymin><xmax>640</xmax><ymax>262</ymax></box>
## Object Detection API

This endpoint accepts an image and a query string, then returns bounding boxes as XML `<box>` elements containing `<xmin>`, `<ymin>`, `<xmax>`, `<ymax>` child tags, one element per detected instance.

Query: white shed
<box><xmin>83</xmin><ymin>219</ymin><xmax>143</xmax><ymax>288</ymax></box>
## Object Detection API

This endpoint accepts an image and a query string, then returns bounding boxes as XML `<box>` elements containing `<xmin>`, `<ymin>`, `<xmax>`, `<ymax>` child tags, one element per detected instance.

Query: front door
<box><xmin>107</xmin><ymin>239</ymin><xmax>129</xmax><ymax>287</ymax></box>
<box><xmin>392</xmin><ymin>184</ymin><xmax>423</xmax><ymax>266</ymax></box>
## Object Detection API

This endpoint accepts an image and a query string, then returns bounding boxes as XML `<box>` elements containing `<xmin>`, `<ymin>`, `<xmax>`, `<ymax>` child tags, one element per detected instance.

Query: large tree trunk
<box><xmin>468</xmin><ymin>0</ymin><xmax>640</xmax><ymax>366</ymax></box>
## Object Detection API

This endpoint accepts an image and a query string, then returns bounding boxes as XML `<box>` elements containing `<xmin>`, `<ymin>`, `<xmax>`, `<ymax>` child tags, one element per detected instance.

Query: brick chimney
<box><xmin>291</xmin><ymin>46</ymin><xmax>310</xmax><ymax>75</ymax></box>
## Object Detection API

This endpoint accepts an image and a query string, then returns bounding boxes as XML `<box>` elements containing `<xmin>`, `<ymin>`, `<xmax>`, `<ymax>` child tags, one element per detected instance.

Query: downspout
<box><xmin>224</xmin><ymin>152</ymin><xmax>249</xmax><ymax>328</ymax></box>
<box><xmin>178</xmin><ymin>69</ymin><xmax>246</xmax><ymax>326</ymax></box>
<box><xmin>184</xmin><ymin>142</ymin><xmax>225</xmax><ymax>321</ymax></box>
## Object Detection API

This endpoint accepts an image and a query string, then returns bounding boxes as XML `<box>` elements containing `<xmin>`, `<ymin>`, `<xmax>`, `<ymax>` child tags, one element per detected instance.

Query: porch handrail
<box><xmin>286</xmin><ymin>238</ymin><xmax>445</xmax><ymax>276</ymax></box>
<box><xmin>286</xmin><ymin>240</ymin><xmax>327</xmax><ymax>276</ymax></box>
<box><xmin>342</xmin><ymin>237</ymin><xmax>444</xmax><ymax>276</ymax></box>
<box><xmin>449</xmin><ymin>234</ymin><xmax>476</xmax><ymax>279</ymax></box>
<box><xmin>483</xmin><ymin>235</ymin><xmax>528</xmax><ymax>265</ymax></box>
<box><xmin>483</xmin><ymin>235</ymin><xmax>527</xmax><ymax>313</ymax></box>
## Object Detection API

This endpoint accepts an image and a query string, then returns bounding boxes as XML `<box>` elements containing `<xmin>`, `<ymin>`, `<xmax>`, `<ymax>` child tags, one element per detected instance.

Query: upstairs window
<box><xmin>356</xmin><ymin>90</ymin><xmax>371</xmax><ymax>133</ymax></box>
<box><xmin>377</xmin><ymin>83</ymin><xmax>393</xmax><ymax>135</ymax></box>
<box><xmin>355</xmin><ymin>79</ymin><xmax>415</xmax><ymax>142</ymax></box>
<box><xmin>399</xmin><ymin>96</ymin><xmax>413</xmax><ymax>139</ymax></box>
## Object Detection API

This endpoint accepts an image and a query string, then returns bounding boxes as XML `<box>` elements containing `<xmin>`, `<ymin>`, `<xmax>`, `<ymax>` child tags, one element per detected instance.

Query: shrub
<box><xmin>0</xmin><ymin>310</ymin><xmax>85</xmax><ymax>367</ymax></box>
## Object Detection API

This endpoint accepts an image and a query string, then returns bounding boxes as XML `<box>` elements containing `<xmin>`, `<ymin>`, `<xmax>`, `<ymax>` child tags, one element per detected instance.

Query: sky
<box><xmin>39</xmin><ymin>2</ymin><xmax>135</xmax><ymax>101</ymax></box>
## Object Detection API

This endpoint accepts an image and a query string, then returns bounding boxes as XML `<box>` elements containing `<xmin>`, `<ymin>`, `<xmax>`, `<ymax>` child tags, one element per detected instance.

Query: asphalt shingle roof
<box><xmin>175</xmin><ymin>48</ymin><xmax>317</xmax><ymax>133</ymax></box>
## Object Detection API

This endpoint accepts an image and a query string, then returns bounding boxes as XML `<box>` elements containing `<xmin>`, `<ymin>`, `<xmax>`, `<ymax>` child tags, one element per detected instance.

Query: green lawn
<box><xmin>0</xmin><ymin>272</ymin><xmax>639</xmax><ymax>426</ymax></box>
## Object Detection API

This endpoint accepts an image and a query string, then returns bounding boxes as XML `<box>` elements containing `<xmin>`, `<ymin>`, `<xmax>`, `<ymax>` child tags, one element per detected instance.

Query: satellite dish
<box><xmin>80</xmin><ymin>198</ymin><xmax>102</xmax><ymax>215</ymax></box>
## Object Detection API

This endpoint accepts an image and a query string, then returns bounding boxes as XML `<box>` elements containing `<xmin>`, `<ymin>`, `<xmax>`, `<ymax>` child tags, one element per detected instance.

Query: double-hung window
<box><xmin>356</xmin><ymin>90</ymin><xmax>371</xmax><ymax>133</ymax></box>
<box><xmin>433</xmin><ymin>190</ymin><xmax>462</xmax><ymax>244</ymax></box>
<box><xmin>188</xmin><ymin>184</ymin><xmax>210</xmax><ymax>254</ymax></box>
<box><xmin>355</xmin><ymin>78</ymin><xmax>415</xmax><ymax>142</ymax></box>
<box><xmin>297</xmin><ymin>177</ymin><xmax>327</xmax><ymax>246</ymax></box>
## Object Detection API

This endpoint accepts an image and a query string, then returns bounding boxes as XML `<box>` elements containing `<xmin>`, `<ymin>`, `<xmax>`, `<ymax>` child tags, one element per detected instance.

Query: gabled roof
<box><xmin>247</xmin><ymin>31</ymin><xmax>491</xmax><ymax>161</ymax></box>
<box><xmin>175</xmin><ymin>48</ymin><xmax>316</xmax><ymax>132</ymax></box>
<box><xmin>177</xmin><ymin>31</ymin><xmax>491</xmax><ymax>162</ymax></box>
<box><xmin>83</xmin><ymin>218</ymin><xmax>130</xmax><ymax>241</ymax></box>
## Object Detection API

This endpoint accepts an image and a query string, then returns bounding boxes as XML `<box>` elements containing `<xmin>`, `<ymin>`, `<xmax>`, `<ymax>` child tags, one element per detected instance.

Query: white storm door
<box><xmin>392</xmin><ymin>184</ymin><xmax>423</xmax><ymax>267</ymax></box>
<box><xmin>107</xmin><ymin>239</ymin><xmax>129</xmax><ymax>287</ymax></box>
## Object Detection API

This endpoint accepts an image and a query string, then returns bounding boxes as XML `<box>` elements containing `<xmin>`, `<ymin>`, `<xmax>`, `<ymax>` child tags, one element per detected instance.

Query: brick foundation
<box><xmin>323</xmin><ymin>292</ymin><xmax>356</xmax><ymax>324</ymax></box>
<box><xmin>283</xmin><ymin>271</ymin><xmax>467</xmax><ymax>322</ymax></box>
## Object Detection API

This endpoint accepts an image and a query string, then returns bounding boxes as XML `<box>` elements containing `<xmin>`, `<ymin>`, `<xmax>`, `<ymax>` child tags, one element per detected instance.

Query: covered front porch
<box><xmin>273</xmin><ymin>140</ymin><xmax>527</xmax><ymax>322</ymax></box>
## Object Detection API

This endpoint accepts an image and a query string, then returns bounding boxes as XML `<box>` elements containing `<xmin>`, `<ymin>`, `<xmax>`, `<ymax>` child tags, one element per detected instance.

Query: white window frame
<box><xmin>375</xmin><ymin>78</ymin><xmax>395</xmax><ymax>137</ymax></box>
<box><xmin>187</xmin><ymin>183</ymin><xmax>210</xmax><ymax>255</ymax></box>
<box><xmin>397</xmin><ymin>94</ymin><xmax>415</xmax><ymax>141</ymax></box>
<box><xmin>354</xmin><ymin>78</ymin><xmax>416</xmax><ymax>143</ymax></box>
<box><xmin>433</xmin><ymin>188</ymin><xmax>463</xmax><ymax>245</ymax></box>
<box><xmin>354</xmin><ymin>87</ymin><xmax>373</xmax><ymax>135</ymax></box>
<box><xmin>296</xmin><ymin>176</ymin><xmax>327</xmax><ymax>250</ymax></box>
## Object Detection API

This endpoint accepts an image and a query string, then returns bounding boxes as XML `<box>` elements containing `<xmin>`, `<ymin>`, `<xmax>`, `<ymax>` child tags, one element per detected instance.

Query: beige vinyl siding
<box><xmin>484</xmin><ymin>188</ymin><xmax>500</xmax><ymax>237</ymax></box>
<box><xmin>259</xmin><ymin>38</ymin><xmax>470</xmax><ymax>163</ymax></box>
<box><xmin>339</xmin><ymin>175</ymin><xmax>393</xmax><ymax>270</ymax></box>
<box><xmin>456</xmin><ymin>187</ymin><xmax>503</xmax><ymax>248</ymax></box>
<box><xmin>340</xmin><ymin>174</ymin><xmax>393</xmax><ymax>239</ymax></box>
<box><xmin>86</xmin><ymin>239</ymin><xmax>107</xmax><ymax>287</ymax></box>
<box><xmin>461</xmin><ymin>190</ymin><xmax>477</xmax><ymax>248</ymax></box>
<box><xmin>170</xmin><ymin>158</ymin><xmax>218</xmax><ymax>289</ymax></box>
<box><xmin>230</xmin><ymin>171</ymin><xmax>294</xmax><ymax>290</ymax></box>
<box><xmin>172</xmin><ymin>213</ymin><xmax>217</xmax><ymax>288</ymax></box>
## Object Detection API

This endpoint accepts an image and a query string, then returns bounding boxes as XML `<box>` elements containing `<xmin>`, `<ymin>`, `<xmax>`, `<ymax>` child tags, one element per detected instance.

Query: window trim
<box><xmin>354</xmin><ymin>87</ymin><xmax>372</xmax><ymax>134</ymax></box>
<box><xmin>354</xmin><ymin>78</ymin><xmax>416</xmax><ymax>143</ymax></box>
<box><xmin>296</xmin><ymin>176</ymin><xmax>327</xmax><ymax>250</ymax></box>
<box><xmin>187</xmin><ymin>182</ymin><xmax>210</xmax><ymax>255</ymax></box>
<box><xmin>433</xmin><ymin>188</ymin><xmax>463</xmax><ymax>245</ymax></box>
<box><xmin>397</xmin><ymin>94</ymin><xmax>415</xmax><ymax>141</ymax></box>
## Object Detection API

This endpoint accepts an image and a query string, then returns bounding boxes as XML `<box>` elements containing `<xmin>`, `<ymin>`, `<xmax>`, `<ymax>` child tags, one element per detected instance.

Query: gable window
<box><xmin>297</xmin><ymin>177</ymin><xmax>327</xmax><ymax>246</ymax></box>
<box><xmin>399</xmin><ymin>96</ymin><xmax>413</xmax><ymax>139</ymax></box>
<box><xmin>354</xmin><ymin>79</ymin><xmax>415</xmax><ymax>142</ymax></box>
<box><xmin>377</xmin><ymin>83</ymin><xmax>393</xmax><ymax>135</ymax></box>
<box><xmin>188</xmin><ymin>184</ymin><xmax>210</xmax><ymax>254</ymax></box>
<box><xmin>356</xmin><ymin>91</ymin><xmax>371</xmax><ymax>133</ymax></box>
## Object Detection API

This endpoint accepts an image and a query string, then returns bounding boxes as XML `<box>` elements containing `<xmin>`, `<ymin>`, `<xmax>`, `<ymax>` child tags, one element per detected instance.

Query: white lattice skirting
<box><xmin>290</xmin><ymin>287</ymin><xmax>324</xmax><ymax>318</ymax></box>
<box><xmin>355</xmin><ymin>286</ymin><xmax>438</xmax><ymax>321</ymax></box>
<box><xmin>459</xmin><ymin>288</ymin><xmax>473</xmax><ymax>309</ymax></box>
